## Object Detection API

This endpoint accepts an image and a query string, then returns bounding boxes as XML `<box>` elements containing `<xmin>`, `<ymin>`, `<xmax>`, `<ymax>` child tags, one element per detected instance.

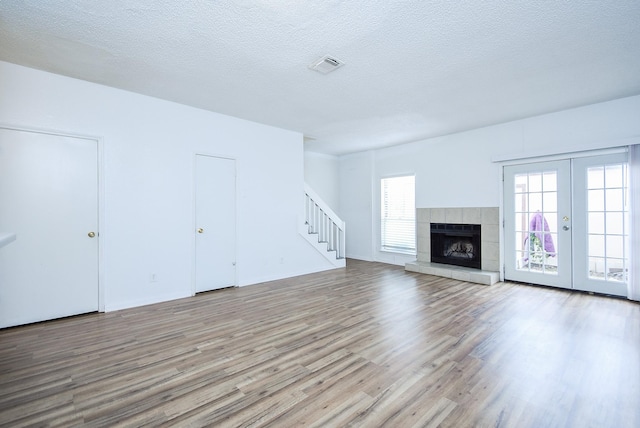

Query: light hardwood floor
<box><xmin>1</xmin><ymin>259</ymin><xmax>639</xmax><ymax>427</ymax></box>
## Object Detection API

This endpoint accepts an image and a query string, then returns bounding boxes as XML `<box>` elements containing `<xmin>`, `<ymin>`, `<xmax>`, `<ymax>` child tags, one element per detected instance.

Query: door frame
<box><xmin>191</xmin><ymin>151</ymin><xmax>238</xmax><ymax>295</ymax></box>
<box><xmin>0</xmin><ymin>123</ymin><xmax>105</xmax><ymax>312</ymax></box>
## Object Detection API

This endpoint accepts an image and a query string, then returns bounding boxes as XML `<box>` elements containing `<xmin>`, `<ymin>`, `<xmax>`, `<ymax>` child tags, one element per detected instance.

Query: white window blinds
<box><xmin>381</xmin><ymin>175</ymin><xmax>416</xmax><ymax>253</ymax></box>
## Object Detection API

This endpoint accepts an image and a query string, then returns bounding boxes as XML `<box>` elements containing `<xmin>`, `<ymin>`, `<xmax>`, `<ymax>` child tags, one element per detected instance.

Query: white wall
<box><xmin>304</xmin><ymin>151</ymin><xmax>340</xmax><ymax>213</ymax></box>
<box><xmin>340</xmin><ymin>95</ymin><xmax>640</xmax><ymax>264</ymax></box>
<box><xmin>339</xmin><ymin>151</ymin><xmax>374</xmax><ymax>261</ymax></box>
<box><xmin>0</xmin><ymin>60</ymin><xmax>334</xmax><ymax>311</ymax></box>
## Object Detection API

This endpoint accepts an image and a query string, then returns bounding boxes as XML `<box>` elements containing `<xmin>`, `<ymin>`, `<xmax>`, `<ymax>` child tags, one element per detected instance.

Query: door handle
<box><xmin>562</xmin><ymin>225</ymin><xmax>570</xmax><ymax>231</ymax></box>
<box><xmin>197</xmin><ymin>228</ymin><xmax>204</xmax><ymax>234</ymax></box>
<box><xmin>88</xmin><ymin>231</ymin><xmax>96</xmax><ymax>238</ymax></box>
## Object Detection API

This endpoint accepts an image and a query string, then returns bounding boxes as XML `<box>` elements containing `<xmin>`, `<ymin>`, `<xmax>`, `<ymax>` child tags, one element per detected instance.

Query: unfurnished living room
<box><xmin>0</xmin><ymin>1</ymin><xmax>639</xmax><ymax>427</ymax></box>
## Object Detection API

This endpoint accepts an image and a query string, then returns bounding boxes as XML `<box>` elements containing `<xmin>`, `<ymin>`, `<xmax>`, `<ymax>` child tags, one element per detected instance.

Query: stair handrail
<box><xmin>304</xmin><ymin>184</ymin><xmax>344</xmax><ymax>229</ymax></box>
<box><xmin>304</xmin><ymin>184</ymin><xmax>346</xmax><ymax>259</ymax></box>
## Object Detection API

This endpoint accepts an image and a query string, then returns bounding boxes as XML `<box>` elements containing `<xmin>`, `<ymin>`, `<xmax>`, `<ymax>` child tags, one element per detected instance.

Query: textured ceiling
<box><xmin>1</xmin><ymin>1</ymin><xmax>639</xmax><ymax>155</ymax></box>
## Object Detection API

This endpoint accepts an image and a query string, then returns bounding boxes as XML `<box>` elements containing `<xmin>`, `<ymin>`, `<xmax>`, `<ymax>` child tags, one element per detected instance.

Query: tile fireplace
<box><xmin>406</xmin><ymin>207</ymin><xmax>500</xmax><ymax>285</ymax></box>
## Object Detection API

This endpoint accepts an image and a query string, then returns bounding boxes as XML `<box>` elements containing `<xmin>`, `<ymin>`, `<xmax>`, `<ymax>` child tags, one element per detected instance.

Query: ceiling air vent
<box><xmin>309</xmin><ymin>55</ymin><xmax>344</xmax><ymax>74</ymax></box>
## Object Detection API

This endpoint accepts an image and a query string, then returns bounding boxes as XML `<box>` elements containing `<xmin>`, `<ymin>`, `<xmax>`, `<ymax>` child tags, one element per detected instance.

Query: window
<box><xmin>381</xmin><ymin>175</ymin><xmax>415</xmax><ymax>254</ymax></box>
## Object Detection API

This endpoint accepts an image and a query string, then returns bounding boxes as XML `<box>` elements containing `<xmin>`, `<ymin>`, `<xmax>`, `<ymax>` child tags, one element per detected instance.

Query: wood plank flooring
<box><xmin>1</xmin><ymin>259</ymin><xmax>639</xmax><ymax>427</ymax></box>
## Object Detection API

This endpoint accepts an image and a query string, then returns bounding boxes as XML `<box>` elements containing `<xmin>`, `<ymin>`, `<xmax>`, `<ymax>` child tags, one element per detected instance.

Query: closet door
<box><xmin>0</xmin><ymin>128</ymin><xmax>99</xmax><ymax>328</ymax></box>
<box><xmin>194</xmin><ymin>154</ymin><xmax>236</xmax><ymax>292</ymax></box>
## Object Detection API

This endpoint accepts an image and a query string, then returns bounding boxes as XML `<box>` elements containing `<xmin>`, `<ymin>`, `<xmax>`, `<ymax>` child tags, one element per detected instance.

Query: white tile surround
<box><xmin>405</xmin><ymin>207</ymin><xmax>500</xmax><ymax>285</ymax></box>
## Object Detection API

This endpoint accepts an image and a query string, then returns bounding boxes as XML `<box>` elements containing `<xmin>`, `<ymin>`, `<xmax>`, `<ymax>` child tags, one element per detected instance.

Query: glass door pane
<box><xmin>513</xmin><ymin>171</ymin><xmax>558</xmax><ymax>275</ymax></box>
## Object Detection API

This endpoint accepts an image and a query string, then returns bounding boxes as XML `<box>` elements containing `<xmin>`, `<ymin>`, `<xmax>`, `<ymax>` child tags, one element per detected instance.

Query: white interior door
<box><xmin>194</xmin><ymin>155</ymin><xmax>236</xmax><ymax>292</ymax></box>
<box><xmin>0</xmin><ymin>128</ymin><xmax>99</xmax><ymax>328</ymax></box>
<box><xmin>504</xmin><ymin>154</ymin><xmax>629</xmax><ymax>296</ymax></box>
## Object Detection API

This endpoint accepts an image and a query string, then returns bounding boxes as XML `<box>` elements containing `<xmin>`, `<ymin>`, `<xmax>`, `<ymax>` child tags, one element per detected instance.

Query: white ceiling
<box><xmin>1</xmin><ymin>1</ymin><xmax>639</xmax><ymax>155</ymax></box>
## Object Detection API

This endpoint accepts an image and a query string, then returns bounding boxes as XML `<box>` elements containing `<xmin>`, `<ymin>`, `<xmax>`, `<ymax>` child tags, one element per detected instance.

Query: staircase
<box><xmin>299</xmin><ymin>184</ymin><xmax>346</xmax><ymax>268</ymax></box>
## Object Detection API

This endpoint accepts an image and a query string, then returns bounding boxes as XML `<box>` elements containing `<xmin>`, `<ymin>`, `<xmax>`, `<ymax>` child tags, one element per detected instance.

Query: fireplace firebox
<box><xmin>430</xmin><ymin>223</ymin><xmax>481</xmax><ymax>269</ymax></box>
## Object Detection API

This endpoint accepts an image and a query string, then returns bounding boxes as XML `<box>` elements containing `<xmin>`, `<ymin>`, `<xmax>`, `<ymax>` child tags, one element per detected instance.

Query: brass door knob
<box><xmin>88</xmin><ymin>231</ymin><xmax>96</xmax><ymax>238</ymax></box>
<box><xmin>197</xmin><ymin>228</ymin><xmax>204</xmax><ymax>234</ymax></box>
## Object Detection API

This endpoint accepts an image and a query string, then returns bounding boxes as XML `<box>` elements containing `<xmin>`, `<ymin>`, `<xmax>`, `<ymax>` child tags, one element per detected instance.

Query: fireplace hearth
<box><xmin>431</xmin><ymin>223</ymin><xmax>481</xmax><ymax>269</ymax></box>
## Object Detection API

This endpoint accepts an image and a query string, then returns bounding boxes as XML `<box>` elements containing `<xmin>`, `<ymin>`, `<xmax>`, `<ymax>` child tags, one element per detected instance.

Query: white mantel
<box><xmin>0</xmin><ymin>233</ymin><xmax>16</xmax><ymax>249</ymax></box>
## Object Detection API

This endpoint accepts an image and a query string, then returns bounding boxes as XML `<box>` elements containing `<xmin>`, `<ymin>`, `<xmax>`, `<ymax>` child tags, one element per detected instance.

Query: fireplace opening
<box><xmin>431</xmin><ymin>223</ymin><xmax>481</xmax><ymax>269</ymax></box>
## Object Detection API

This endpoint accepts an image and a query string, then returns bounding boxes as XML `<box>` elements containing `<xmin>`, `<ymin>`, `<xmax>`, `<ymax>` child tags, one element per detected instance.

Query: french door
<box><xmin>504</xmin><ymin>160</ymin><xmax>571</xmax><ymax>288</ymax></box>
<box><xmin>504</xmin><ymin>153</ymin><xmax>629</xmax><ymax>296</ymax></box>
